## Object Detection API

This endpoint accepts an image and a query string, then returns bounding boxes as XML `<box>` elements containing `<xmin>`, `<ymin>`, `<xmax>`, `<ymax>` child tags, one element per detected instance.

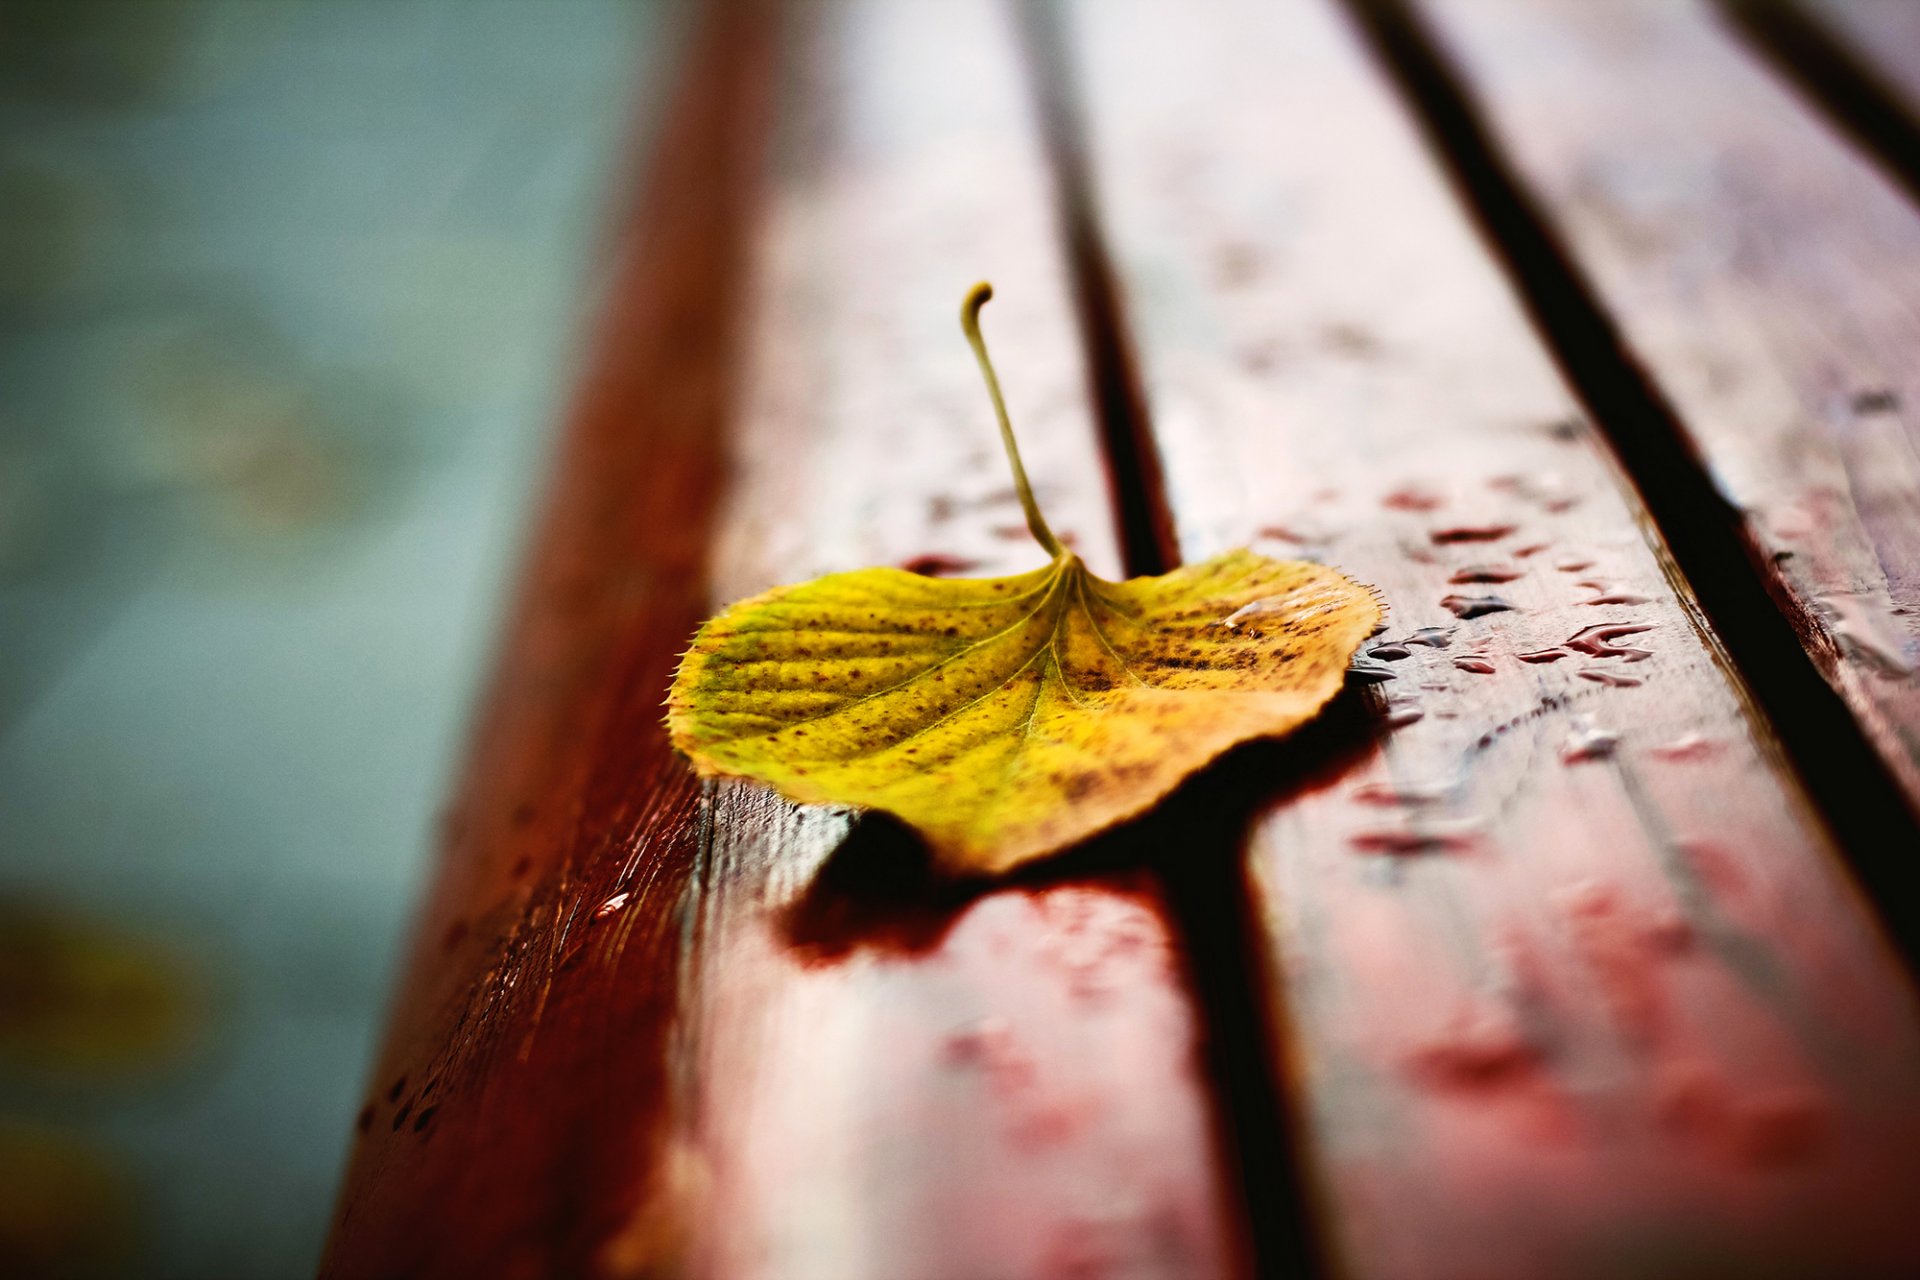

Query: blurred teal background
<box><xmin>0</xmin><ymin>2</ymin><xmax>671</xmax><ymax>1274</ymax></box>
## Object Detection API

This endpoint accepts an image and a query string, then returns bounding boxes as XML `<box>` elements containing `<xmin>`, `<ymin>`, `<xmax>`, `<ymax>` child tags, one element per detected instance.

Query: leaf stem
<box><xmin>962</xmin><ymin>282</ymin><xmax>1067</xmax><ymax>560</ymax></box>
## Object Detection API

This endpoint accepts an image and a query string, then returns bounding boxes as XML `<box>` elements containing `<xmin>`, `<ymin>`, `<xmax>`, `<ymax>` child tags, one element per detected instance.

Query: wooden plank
<box><xmin>324</xmin><ymin>1</ymin><xmax>1243</xmax><ymax>1276</ymax></box>
<box><xmin>1797</xmin><ymin>0</ymin><xmax>1920</xmax><ymax>124</ymax></box>
<box><xmin>1420</xmin><ymin>0</ymin><xmax>1920</xmax><ymax>819</ymax></box>
<box><xmin>1061</xmin><ymin>0</ymin><xmax>1920</xmax><ymax>1276</ymax></box>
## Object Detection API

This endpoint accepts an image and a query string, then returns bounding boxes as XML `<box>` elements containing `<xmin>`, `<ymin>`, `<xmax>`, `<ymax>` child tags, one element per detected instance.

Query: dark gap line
<box><xmin>1716</xmin><ymin>0</ymin><xmax>1920</xmax><ymax>210</ymax></box>
<box><xmin>1016</xmin><ymin>3</ymin><xmax>1334</xmax><ymax>1277</ymax></box>
<box><xmin>1338</xmin><ymin>0</ymin><xmax>1920</xmax><ymax>964</ymax></box>
<box><xmin>1017</xmin><ymin>0</ymin><xmax>1179</xmax><ymax>579</ymax></box>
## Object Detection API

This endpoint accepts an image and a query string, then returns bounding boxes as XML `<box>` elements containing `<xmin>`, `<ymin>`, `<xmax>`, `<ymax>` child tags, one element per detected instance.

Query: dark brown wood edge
<box><xmin>1336</xmin><ymin>0</ymin><xmax>1920</xmax><ymax>965</ymax></box>
<box><xmin>319</xmin><ymin>0</ymin><xmax>780</xmax><ymax>1273</ymax></box>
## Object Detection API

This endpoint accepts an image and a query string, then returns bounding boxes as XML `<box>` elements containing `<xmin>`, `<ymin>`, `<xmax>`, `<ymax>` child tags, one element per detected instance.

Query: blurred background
<box><xmin>0</xmin><ymin>1</ymin><xmax>673</xmax><ymax>1274</ymax></box>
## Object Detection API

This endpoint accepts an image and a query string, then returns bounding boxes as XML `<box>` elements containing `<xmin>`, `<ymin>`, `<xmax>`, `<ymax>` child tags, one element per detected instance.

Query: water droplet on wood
<box><xmin>1348</xmin><ymin>656</ymin><xmax>1398</xmax><ymax>684</ymax></box>
<box><xmin>1383</xmin><ymin>484</ymin><xmax>1445</xmax><ymax>511</ymax></box>
<box><xmin>1567</xmin><ymin>622</ymin><xmax>1654</xmax><ymax>662</ymax></box>
<box><xmin>1442</xmin><ymin>594</ymin><xmax>1515</xmax><ymax>619</ymax></box>
<box><xmin>1576</xmin><ymin>579</ymin><xmax>1651</xmax><ymax>606</ymax></box>
<box><xmin>1818</xmin><ymin>591</ymin><xmax>1914</xmax><ymax>677</ymax></box>
<box><xmin>1450</xmin><ymin>564</ymin><xmax>1523</xmax><ymax>584</ymax></box>
<box><xmin>901</xmin><ymin>553</ymin><xmax>980</xmax><ymax>577</ymax></box>
<box><xmin>1560</xmin><ymin>716</ymin><xmax>1619</xmax><ymax>762</ymax></box>
<box><xmin>1407</xmin><ymin>1013</ymin><xmax>1539</xmax><ymax>1090</ymax></box>
<box><xmin>1650</xmin><ymin>732</ymin><xmax>1717</xmax><ymax>761</ymax></box>
<box><xmin>1349</xmin><ymin>822</ymin><xmax>1479</xmax><ymax>855</ymax></box>
<box><xmin>1431</xmin><ymin>523</ymin><xmax>1516</xmax><ymax>544</ymax></box>
<box><xmin>1352</xmin><ymin>779</ymin><xmax>1453</xmax><ymax>806</ymax></box>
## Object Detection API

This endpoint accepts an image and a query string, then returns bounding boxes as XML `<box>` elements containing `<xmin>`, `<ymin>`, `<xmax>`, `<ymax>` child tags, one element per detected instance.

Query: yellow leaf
<box><xmin>667</xmin><ymin>284</ymin><xmax>1380</xmax><ymax>874</ymax></box>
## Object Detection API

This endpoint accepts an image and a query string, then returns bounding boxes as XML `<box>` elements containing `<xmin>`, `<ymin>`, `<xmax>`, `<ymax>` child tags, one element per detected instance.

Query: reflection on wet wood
<box><xmin>1422</xmin><ymin>0</ymin><xmax>1920</xmax><ymax>820</ymax></box>
<box><xmin>323</xmin><ymin>1</ymin><xmax>1240</xmax><ymax>1276</ymax></box>
<box><xmin>1063</xmin><ymin>0</ymin><xmax>1920</xmax><ymax>1274</ymax></box>
<box><xmin>327</xmin><ymin>0</ymin><xmax>1920</xmax><ymax>1275</ymax></box>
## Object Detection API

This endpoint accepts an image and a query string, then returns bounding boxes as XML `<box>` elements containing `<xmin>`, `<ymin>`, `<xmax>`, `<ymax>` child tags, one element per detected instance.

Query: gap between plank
<box><xmin>1017</xmin><ymin>0</ymin><xmax>1179</xmax><ymax>579</ymax></box>
<box><xmin>1337</xmin><ymin>0</ymin><xmax>1920</xmax><ymax>965</ymax></box>
<box><xmin>1715</xmin><ymin>0</ymin><xmax>1920</xmax><ymax>211</ymax></box>
<box><xmin>1017</xmin><ymin>3</ymin><xmax>1333</xmax><ymax>1276</ymax></box>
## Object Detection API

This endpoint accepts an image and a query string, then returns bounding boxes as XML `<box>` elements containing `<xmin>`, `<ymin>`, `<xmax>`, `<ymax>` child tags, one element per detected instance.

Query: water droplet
<box><xmin>1407</xmin><ymin>1014</ymin><xmax>1539</xmax><ymax>1090</ymax></box>
<box><xmin>1492</xmin><ymin>471</ymin><xmax>1580</xmax><ymax>511</ymax></box>
<box><xmin>1554</xmin><ymin>557</ymin><xmax>1595</xmax><ymax>573</ymax></box>
<box><xmin>1450</xmin><ymin>564</ymin><xmax>1523</xmax><ymax>584</ymax></box>
<box><xmin>1352</xmin><ymin>780</ymin><xmax>1452</xmax><ymax>806</ymax></box>
<box><xmin>1559</xmin><ymin>716</ymin><xmax>1619</xmax><ymax>763</ymax></box>
<box><xmin>1513</xmin><ymin>542</ymin><xmax>1550</xmax><ymax>558</ymax></box>
<box><xmin>1257</xmin><ymin>522</ymin><xmax>1327</xmax><ymax>545</ymax></box>
<box><xmin>1223</xmin><ymin>581</ymin><xmax>1353</xmax><ymax>628</ymax></box>
<box><xmin>901</xmin><ymin>553</ymin><xmax>979</xmax><ymax>577</ymax></box>
<box><xmin>1646</xmin><ymin>914</ymin><xmax>1695</xmax><ymax>953</ymax></box>
<box><xmin>1576</xmin><ymin>579</ymin><xmax>1651</xmax><ymax>606</ymax></box>
<box><xmin>1453</xmin><ymin>655</ymin><xmax>1496</xmax><ymax>674</ymax></box>
<box><xmin>1578</xmin><ymin>670</ymin><xmax>1643</xmax><ymax>688</ymax></box>
<box><xmin>1730</xmin><ymin>1092</ymin><xmax>1826</xmax><ymax>1167</ymax></box>
<box><xmin>1405</xmin><ymin>627</ymin><xmax>1453</xmax><ymax>648</ymax></box>
<box><xmin>1650</xmin><ymin>732</ymin><xmax>1717</xmax><ymax>761</ymax></box>
<box><xmin>1367</xmin><ymin>643</ymin><xmax>1414</xmax><ymax>661</ymax></box>
<box><xmin>1385</xmin><ymin>702</ymin><xmax>1426</xmax><ymax>728</ymax></box>
<box><xmin>1431</xmin><ymin>523</ymin><xmax>1516</xmax><ymax>544</ymax></box>
<box><xmin>1567</xmin><ymin>622</ymin><xmax>1654</xmax><ymax>661</ymax></box>
<box><xmin>1348</xmin><ymin>823</ymin><xmax>1479</xmax><ymax>855</ymax></box>
<box><xmin>1518</xmin><ymin>647</ymin><xmax>1570</xmax><ymax>664</ymax></box>
<box><xmin>1818</xmin><ymin>591</ymin><xmax>1914</xmax><ymax>677</ymax></box>
<box><xmin>1348</xmin><ymin>657</ymin><xmax>1398</xmax><ymax>684</ymax></box>
<box><xmin>1384</xmin><ymin>484</ymin><xmax>1445</xmax><ymax>511</ymax></box>
<box><xmin>1442</xmin><ymin>594</ymin><xmax>1515</xmax><ymax>619</ymax></box>
<box><xmin>594</xmin><ymin>892</ymin><xmax>631</xmax><ymax>919</ymax></box>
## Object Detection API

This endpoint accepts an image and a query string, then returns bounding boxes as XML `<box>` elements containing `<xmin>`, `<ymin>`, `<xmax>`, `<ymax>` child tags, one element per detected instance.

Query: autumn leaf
<box><xmin>667</xmin><ymin>283</ymin><xmax>1381</xmax><ymax>874</ymax></box>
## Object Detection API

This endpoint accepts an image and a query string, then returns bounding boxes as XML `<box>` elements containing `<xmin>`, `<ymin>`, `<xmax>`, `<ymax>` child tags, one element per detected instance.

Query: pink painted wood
<box><xmin>1064</xmin><ymin>0</ymin><xmax>1920</xmax><ymax>1275</ymax></box>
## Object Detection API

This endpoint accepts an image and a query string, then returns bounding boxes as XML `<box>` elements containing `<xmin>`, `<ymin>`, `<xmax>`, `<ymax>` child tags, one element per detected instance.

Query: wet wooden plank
<box><xmin>1421</xmin><ymin>0</ymin><xmax>1920</xmax><ymax>817</ymax></box>
<box><xmin>1062</xmin><ymin>0</ymin><xmax>1920</xmax><ymax>1275</ymax></box>
<box><xmin>323</xmin><ymin>2</ymin><xmax>1241</xmax><ymax>1276</ymax></box>
<box><xmin>1804</xmin><ymin>0</ymin><xmax>1920</xmax><ymax>115</ymax></box>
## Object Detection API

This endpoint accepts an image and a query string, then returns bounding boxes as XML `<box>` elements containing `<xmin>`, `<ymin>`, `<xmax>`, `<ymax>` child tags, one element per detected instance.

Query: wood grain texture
<box><xmin>325</xmin><ymin>1</ymin><xmax>1241</xmax><ymax>1276</ymax></box>
<box><xmin>1063</xmin><ymin>0</ymin><xmax>1920</xmax><ymax>1276</ymax></box>
<box><xmin>1421</xmin><ymin>0</ymin><xmax>1920</xmax><ymax>816</ymax></box>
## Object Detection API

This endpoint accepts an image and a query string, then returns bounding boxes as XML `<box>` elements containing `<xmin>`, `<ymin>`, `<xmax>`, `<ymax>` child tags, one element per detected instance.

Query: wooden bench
<box><xmin>322</xmin><ymin>2</ymin><xmax>1920</xmax><ymax>1276</ymax></box>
